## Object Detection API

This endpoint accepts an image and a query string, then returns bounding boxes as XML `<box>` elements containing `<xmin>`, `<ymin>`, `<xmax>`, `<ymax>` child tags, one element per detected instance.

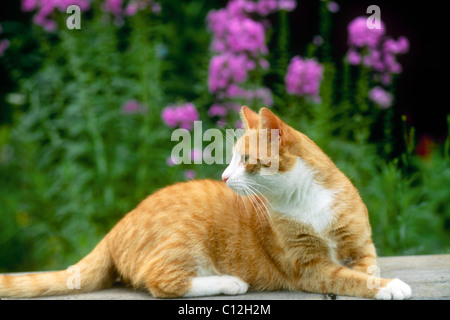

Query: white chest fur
<box><xmin>266</xmin><ymin>158</ymin><xmax>336</xmax><ymax>234</ymax></box>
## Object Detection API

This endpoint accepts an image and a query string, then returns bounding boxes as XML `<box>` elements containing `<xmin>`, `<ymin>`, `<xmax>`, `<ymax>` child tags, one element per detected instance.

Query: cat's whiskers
<box><xmin>244</xmin><ymin>181</ymin><xmax>274</xmax><ymax>211</ymax></box>
<box><xmin>234</xmin><ymin>189</ymin><xmax>247</xmax><ymax>218</ymax></box>
<box><xmin>217</xmin><ymin>122</ymin><xmax>243</xmax><ymax>146</ymax></box>
<box><xmin>227</xmin><ymin>178</ymin><xmax>273</xmax><ymax>229</ymax></box>
<box><xmin>230</xmin><ymin>179</ymin><xmax>263</xmax><ymax>228</ymax></box>
<box><xmin>233</xmin><ymin>191</ymin><xmax>243</xmax><ymax>215</ymax></box>
<box><xmin>243</xmin><ymin>183</ymin><xmax>274</xmax><ymax>229</ymax></box>
<box><xmin>231</xmin><ymin>182</ymin><xmax>253</xmax><ymax>219</ymax></box>
<box><xmin>242</xmin><ymin>183</ymin><xmax>273</xmax><ymax>229</ymax></box>
<box><xmin>245</xmin><ymin>180</ymin><xmax>273</xmax><ymax>193</ymax></box>
<box><xmin>241</xmin><ymin>185</ymin><xmax>267</xmax><ymax>229</ymax></box>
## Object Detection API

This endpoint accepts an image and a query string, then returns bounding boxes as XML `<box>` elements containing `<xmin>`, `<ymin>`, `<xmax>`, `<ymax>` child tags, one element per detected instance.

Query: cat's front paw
<box><xmin>219</xmin><ymin>276</ymin><xmax>249</xmax><ymax>295</ymax></box>
<box><xmin>376</xmin><ymin>278</ymin><xmax>412</xmax><ymax>300</ymax></box>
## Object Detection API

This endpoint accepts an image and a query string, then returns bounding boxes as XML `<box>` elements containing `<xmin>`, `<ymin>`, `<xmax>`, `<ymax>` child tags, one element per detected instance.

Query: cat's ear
<box><xmin>259</xmin><ymin>108</ymin><xmax>294</xmax><ymax>145</ymax></box>
<box><xmin>259</xmin><ymin>108</ymin><xmax>282</xmax><ymax>132</ymax></box>
<box><xmin>240</xmin><ymin>106</ymin><xmax>259</xmax><ymax>130</ymax></box>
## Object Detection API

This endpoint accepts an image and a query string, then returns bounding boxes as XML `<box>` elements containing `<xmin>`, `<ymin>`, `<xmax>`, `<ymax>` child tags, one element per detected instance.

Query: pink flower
<box><xmin>208</xmin><ymin>104</ymin><xmax>228</xmax><ymax>117</ymax></box>
<box><xmin>207</xmin><ymin>9</ymin><xmax>229</xmax><ymax>38</ymax></box>
<box><xmin>0</xmin><ymin>40</ymin><xmax>9</xmax><ymax>57</ymax></box>
<box><xmin>166</xmin><ymin>156</ymin><xmax>176</xmax><ymax>167</ymax></box>
<box><xmin>313</xmin><ymin>35</ymin><xmax>324</xmax><ymax>46</ymax></box>
<box><xmin>228</xmin><ymin>54</ymin><xmax>254</xmax><ymax>82</ymax></box>
<box><xmin>208</xmin><ymin>53</ymin><xmax>255</xmax><ymax>93</ymax></box>
<box><xmin>380</xmin><ymin>36</ymin><xmax>409</xmax><ymax>74</ymax></box>
<box><xmin>151</xmin><ymin>2</ymin><xmax>161</xmax><ymax>14</ymax></box>
<box><xmin>345</xmin><ymin>16</ymin><xmax>409</xmax><ymax>86</ymax></box>
<box><xmin>255</xmin><ymin>0</ymin><xmax>278</xmax><ymax>16</ymax></box>
<box><xmin>161</xmin><ymin>107</ymin><xmax>177</xmax><ymax>128</ymax></box>
<box><xmin>161</xmin><ymin>103</ymin><xmax>199</xmax><ymax>131</ymax></box>
<box><xmin>124</xmin><ymin>0</ymin><xmax>161</xmax><ymax>17</ymax></box>
<box><xmin>226</xmin><ymin>17</ymin><xmax>267</xmax><ymax>54</ymax></box>
<box><xmin>383</xmin><ymin>36</ymin><xmax>409</xmax><ymax>55</ymax></box>
<box><xmin>21</xmin><ymin>0</ymin><xmax>92</xmax><ymax>30</ymax></box>
<box><xmin>21</xmin><ymin>0</ymin><xmax>159</xmax><ymax>30</ymax></box>
<box><xmin>33</xmin><ymin>12</ymin><xmax>58</xmax><ymax>31</ymax></box>
<box><xmin>285</xmin><ymin>56</ymin><xmax>323</xmax><ymax>101</ymax></box>
<box><xmin>347</xmin><ymin>49</ymin><xmax>361</xmax><ymax>65</ymax></box>
<box><xmin>125</xmin><ymin>2</ymin><xmax>138</xmax><ymax>15</ymax></box>
<box><xmin>383</xmin><ymin>53</ymin><xmax>402</xmax><ymax>73</ymax></box>
<box><xmin>327</xmin><ymin>1</ymin><xmax>339</xmax><ymax>13</ymax></box>
<box><xmin>278</xmin><ymin>0</ymin><xmax>297</xmax><ymax>11</ymax></box>
<box><xmin>259</xmin><ymin>58</ymin><xmax>269</xmax><ymax>69</ymax></box>
<box><xmin>208</xmin><ymin>54</ymin><xmax>230</xmax><ymax>92</ymax></box>
<box><xmin>368</xmin><ymin>86</ymin><xmax>393</xmax><ymax>109</ymax></box>
<box><xmin>226</xmin><ymin>84</ymin><xmax>246</xmax><ymax>98</ymax></box>
<box><xmin>103</xmin><ymin>0</ymin><xmax>123</xmax><ymax>13</ymax></box>
<box><xmin>0</xmin><ymin>24</ymin><xmax>9</xmax><ymax>57</ymax></box>
<box><xmin>226</xmin><ymin>0</ymin><xmax>248</xmax><ymax>18</ymax></box>
<box><xmin>184</xmin><ymin>170</ymin><xmax>196</xmax><ymax>180</ymax></box>
<box><xmin>362</xmin><ymin>49</ymin><xmax>384</xmax><ymax>71</ymax></box>
<box><xmin>380</xmin><ymin>73</ymin><xmax>392</xmax><ymax>85</ymax></box>
<box><xmin>348</xmin><ymin>16</ymin><xmax>385</xmax><ymax>48</ymax></box>
<box><xmin>206</xmin><ymin>0</ymin><xmax>297</xmax><ymax>121</ymax></box>
<box><xmin>179</xmin><ymin>103</ymin><xmax>199</xmax><ymax>130</ymax></box>
<box><xmin>191</xmin><ymin>149</ymin><xmax>202</xmax><ymax>162</ymax></box>
<box><xmin>207</xmin><ymin>7</ymin><xmax>267</xmax><ymax>55</ymax></box>
<box><xmin>121</xmin><ymin>99</ymin><xmax>147</xmax><ymax>114</ymax></box>
<box><xmin>22</xmin><ymin>0</ymin><xmax>39</xmax><ymax>11</ymax></box>
<box><xmin>254</xmin><ymin>87</ymin><xmax>274</xmax><ymax>106</ymax></box>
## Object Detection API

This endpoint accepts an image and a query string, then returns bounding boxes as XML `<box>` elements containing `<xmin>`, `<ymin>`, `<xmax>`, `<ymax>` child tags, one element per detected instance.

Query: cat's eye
<box><xmin>241</xmin><ymin>155</ymin><xmax>249</xmax><ymax>164</ymax></box>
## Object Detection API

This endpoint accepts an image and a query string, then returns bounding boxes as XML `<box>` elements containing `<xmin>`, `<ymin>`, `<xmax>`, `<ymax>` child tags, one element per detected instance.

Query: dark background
<box><xmin>288</xmin><ymin>0</ymin><xmax>450</xmax><ymax>142</ymax></box>
<box><xmin>1</xmin><ymin>0</ymin><xmax>449</xmax><ymax>141</ymax></box>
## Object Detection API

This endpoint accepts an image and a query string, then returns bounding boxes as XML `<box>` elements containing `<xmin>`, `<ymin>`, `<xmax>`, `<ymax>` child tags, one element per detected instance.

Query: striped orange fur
<box><xmin>0</xmin><ymin>106</ymin><xmax>411</xmax><ymax>299</ymax></box>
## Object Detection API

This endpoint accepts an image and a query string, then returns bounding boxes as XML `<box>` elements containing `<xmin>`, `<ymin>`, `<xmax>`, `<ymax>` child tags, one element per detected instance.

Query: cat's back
<box><xmin>111</xmin><ymin>179</ymin><xmax>242</xmax><ymax>235</ymax></box>
<box><xmin>139</xmin><ymin>179</ymin><xmax>237</xmax><ymax>217</ymax></box>
<box><xmin>107</xmin><ymin>179</ymin><xmax>245</xmax><ymax>248</ymax></box>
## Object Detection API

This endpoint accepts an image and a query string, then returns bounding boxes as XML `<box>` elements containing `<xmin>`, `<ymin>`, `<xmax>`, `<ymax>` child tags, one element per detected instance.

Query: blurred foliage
<box><xmin>0</xmin><ymin>0</ymin><xmax>449</xmax><ymax>272</ymax></box>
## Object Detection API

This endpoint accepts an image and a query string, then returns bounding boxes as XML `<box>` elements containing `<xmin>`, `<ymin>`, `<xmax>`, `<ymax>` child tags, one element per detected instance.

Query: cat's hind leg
<box><xmin>142</xmin><ymin>251</ymin><xmax>248</xmax><ymax>298</ymax></box>
<box><xmin>184</xmin><ymin>275</ymin><xmax>249</xmax><ymax>297</ymax></box>
<box><xmin>146</xmin><ymin>271</ymin><xmax>248</xmax><ymax>298</ymax></box>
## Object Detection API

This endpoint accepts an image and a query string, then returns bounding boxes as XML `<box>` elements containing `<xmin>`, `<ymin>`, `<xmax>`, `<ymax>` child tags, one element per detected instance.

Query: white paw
<box><xmin>219</xmin><ymin>276</ymin><xmax>249</xmax><ymax>295</ymax></box>
<box><xmin>376</xmin><ymin>278</ymin><xmax>412</xmax><ymax>300</ymax></box>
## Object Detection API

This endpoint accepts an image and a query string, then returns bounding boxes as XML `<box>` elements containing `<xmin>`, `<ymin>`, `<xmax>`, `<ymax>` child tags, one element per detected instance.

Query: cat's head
<box><xmin>222</xmin><ymin>106</ymin><xmax>330</xmax><ymax>199</ymax></box>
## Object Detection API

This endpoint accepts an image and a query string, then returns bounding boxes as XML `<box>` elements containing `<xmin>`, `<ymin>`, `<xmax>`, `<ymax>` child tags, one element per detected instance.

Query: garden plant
<box><xmin>0</xmin><ymin>0</ymin><xmax>448</xmax><ymax>273</ymax></box>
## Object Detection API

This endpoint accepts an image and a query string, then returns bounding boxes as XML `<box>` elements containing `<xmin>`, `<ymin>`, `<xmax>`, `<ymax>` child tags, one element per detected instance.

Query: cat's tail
<box><xmin>0</xmin><ymin>238</ymin><xmax>115</xmax><ymax>298</ymax></box>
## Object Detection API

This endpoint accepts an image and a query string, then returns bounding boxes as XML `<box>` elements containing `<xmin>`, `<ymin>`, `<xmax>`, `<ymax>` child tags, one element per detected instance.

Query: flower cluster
<box><xmin>346</xmin><ymin>16</ymin><xmax>409</xmax><ymax>109</ymax></box>
<box><xmin>347</xmin><ymin>17</ymin><xmax>385</xmax><ymax>49</ymax></box>
<box><xmin>0</xmin><ymin>24</ymin><xmax>9</xmax><ymax>56</ymax></box>
<box><xmin>20</xmin><ymin>0</ymin><xmax>160</xmax><ymax>31</ymax></box>
<box><xmin>208</xmin><ymin>11</ymin><xmax>267</xmax><ymax>54</ymax></box>
<box><xmin>368</xmin><ymin>86</ymin><xmax>393</xmax><ymax>109</ymax></box>
<box><xmin>208</xmin><ymin>53</ymin><xmax>257</xmax><ymax>93</ymax></box>
<box><xmin>346</xmin><ymin>16</ymin><xmax>409</xmax><ymax>85</ymax></box>
<box><xmin>22</xmin><ymin>0</ymin><xmax>91</xmax><ymax>31</ymax></box>
<box><xmin>285</xmin><ymin>56</ymin><xmax>324</xmax><ymax>102</ymax></box>
<box><xmin>206</xmin><ymin>0</ymin><xmax>296</xmax><ymax>125</ymax></box>
<box><xmin>161</xmin><ymin>103</ymin><xmax>199</xmax><ymax>131</ymax></box>
<box><xmin>102</xmin><ymin>0</ymin><xmax>161</xmax><ymax>25</ymax></box>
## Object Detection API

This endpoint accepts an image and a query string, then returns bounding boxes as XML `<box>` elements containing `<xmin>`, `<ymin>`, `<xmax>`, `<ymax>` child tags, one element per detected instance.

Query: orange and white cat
<box><xmin>0</xmin><ymin>107</ymin><xmax>411</xmax><ymax>299</ymax></box>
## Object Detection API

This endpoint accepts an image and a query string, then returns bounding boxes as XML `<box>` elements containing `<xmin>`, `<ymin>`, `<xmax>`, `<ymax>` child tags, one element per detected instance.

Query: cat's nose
<box><xmin>222</xmin><ymin>175</ymin><xmax>229</xmax><ymax>183</ymax></box>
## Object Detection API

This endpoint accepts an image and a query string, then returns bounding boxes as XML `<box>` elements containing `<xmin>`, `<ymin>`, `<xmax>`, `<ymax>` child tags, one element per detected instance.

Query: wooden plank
<box><xmin>1</xmin><ymin>254</ymin><xmax>449</xmax><ymax>300</ymax></box>
<box><xmin>377</xmin><ymin>254</ymin><xmax>450</xmax><ymax>300</ymax></box>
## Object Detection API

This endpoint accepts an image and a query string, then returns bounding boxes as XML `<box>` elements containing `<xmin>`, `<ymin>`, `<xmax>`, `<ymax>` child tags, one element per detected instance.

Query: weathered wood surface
<box><xmin>2</xmin><ymin>254</ymin><xmax>449</xmax><ymax>300</ymax></box>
